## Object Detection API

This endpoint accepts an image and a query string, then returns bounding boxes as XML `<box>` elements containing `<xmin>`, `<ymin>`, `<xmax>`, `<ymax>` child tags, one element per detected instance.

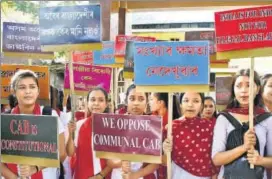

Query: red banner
<box><xmin>73</xmin><ymin>51</ymin><xmax>93</xmax><ymax>64</ymax></box>
<box><xmin>115</xmin><ymin>35</ymin><xmax>156</xmax><ymax>58</ymax></box>
<box><xmin>93</xmin><ymin>113</ymin><xmax>162</xmax><ymax>156</ymax></box>
<box><xmin>215</xmin><ymin>6</ymin><xmax>272</xmax><ymax>52</ymax></box>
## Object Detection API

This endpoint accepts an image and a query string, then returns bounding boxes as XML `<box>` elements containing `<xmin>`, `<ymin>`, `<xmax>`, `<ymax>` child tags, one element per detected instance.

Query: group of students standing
<box><xmin>1</xmin><ymin>68</ymin><xmax>272</xmax><ymax>179</ymax></box>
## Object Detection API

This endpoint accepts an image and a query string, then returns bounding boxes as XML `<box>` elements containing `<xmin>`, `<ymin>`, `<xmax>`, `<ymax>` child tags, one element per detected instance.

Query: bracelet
<box><xmin>96</xmin><ymin>173</ymin><xmax>105</xmax><ymax>179</ymax></box>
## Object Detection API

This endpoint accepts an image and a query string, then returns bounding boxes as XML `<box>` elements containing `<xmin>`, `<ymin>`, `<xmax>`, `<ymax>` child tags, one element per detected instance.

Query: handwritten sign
<box><xmin>216</xmin><ymin>76</ymin><xmax>233</xmax><ymax>105</ymax></box>
<box><xmin>2</xmin><ymin>22</ymin><xmax>52</xmax><ymax>55</ymax></box>
<box><xmin>215</xmin><ymin>6</ymin><xmax>272</xmax><ymax>52</ymax></box>
<box><xmin>93</xmin><ymin>113</ymin><xmax>162</xmax><ymax>163</ymax></box>
<box><xmin>115</xmin><ymin>35</ymin><xmax>156</xmax><ymax>63</ymax></box>
<box><xmin>185</xmin><ymin>31</ymin><xmax>216</xmax><ymax>55</ymax></box>
<box><xmin>93</xmin><ymin>41</ymin><xmax>115</xmax><ymax>66</ymax></box>
<box><xmin>73</xmin><ymin>51</ymin><xmax>93</xmax><ymax>64</ymax></box>
<box><xmin>1</xmin><ymin>114</ymin><xmax>59</xmax><ymax>167</ymax></box>
<box><xmin>64</xmin><ymin>64</ymin><xmax>112</xmax><ymax>93</ymax></box>
<box><xmin>1</xmin><ymin>65</ymin><xmax>49</xmax><ymax>100</ymax></box>
<box><xmin>39</xmin><ymin>5</ymin><xmax>101</xmax><ymax>45</ymax></box>
<box><xmin>134</xmin><ymin>41</ymin><xmax>209</xmax><ymax>86</ymax></box>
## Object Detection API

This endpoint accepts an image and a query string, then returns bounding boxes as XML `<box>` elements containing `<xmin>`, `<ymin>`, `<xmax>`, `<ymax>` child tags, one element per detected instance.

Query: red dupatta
<box><xmin>226</xmin><ymin>106</ymin><xmax>266</xmax><ymax>115</ymax></box>
<box><xmin>73</xmin><ymin>116</ymin><xmax>107</xmax><ymax>179</ymax></box>
<box><xmin>171</xmin><ymin>117</ymin><xmax>217</xmax><ymax>177</ymax></box>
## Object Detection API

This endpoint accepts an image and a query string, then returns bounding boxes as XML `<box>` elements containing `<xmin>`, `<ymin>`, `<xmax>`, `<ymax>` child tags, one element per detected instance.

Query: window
<box><xmin>132</xmin><ymin>22</ymin><xmax>214</xmax><ymax>30</ymax></box>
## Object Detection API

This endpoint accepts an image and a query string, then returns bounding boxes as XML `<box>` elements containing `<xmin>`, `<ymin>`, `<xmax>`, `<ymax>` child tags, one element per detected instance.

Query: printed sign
<box><xmin>115</xmin><ymin>35</ymin><xmax>156</xmax><ymax>63</ymax></box>
<box><xmin>134</xmin><ymin>41</ymin><xmax>210</xmax><ymax>86</ymax></box>
<box><xmin>2</xmin><ymin>22</ymin><xmax>53</xmax><ymax>55</ymax></box>
<box><xmin>185</xmin><ymin>31</ymin><xmax>216</xmax><ymax>55</ymax></box>
<box><xmin>215</xmin><ymin>6</ymin><xmax>272</xmax><ymax>52</ymax></box>
<box><xmin>1</xmin><ymin>65</ymin><xmax>49</xmax><ymax>100</ymax></box>
<box><xmin>73</xmin><ymin>51</ymin><xmax>93</xmax><ymax>64</ymax></box>
<box><xmin>64</xmin><ymin>63</ymin><xmax>112</xmax><ymax>93</ymax></box>
<box><xmin>216</xmin><ymin>76</ymin><xmax>233</xmax><ymax>105</ymax></box>
<box><xmin>39</xmin><ymin>5</ymin><xmax>101</xmax><ymax>45</ymax></box>
<box><xmin>1</xmin><ymin>114</ymin><xmax>59</xmax><ymax>167</ymax></box>
<box><xmin>93</xmin><ymin>113</ymin><xmax>162</xmax><ymax>163</ymax></box>
<box><xmin>93</xmin><ymin>41</ymin><xmax>115</xmax><ymax>66</ymax></box>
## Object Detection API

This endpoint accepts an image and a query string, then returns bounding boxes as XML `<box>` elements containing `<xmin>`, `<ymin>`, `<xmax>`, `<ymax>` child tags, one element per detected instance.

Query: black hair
<box><xmin>66</xmin><ymin>96</ymin><xmax>71</xmax><ymax>111</ymax></box>
<box><xmin>153</xmin><ymin>93</ymin><xmax>168</xmax><ymax>108</ymax></box>
<box><xmin>57</xmin><ymin>91</ymin><xmax>64</xmax><ymax>111</ymax></box>
<box><xmin>227</xmin><ymin>69</ymin><xmax>263</xmax><ymax>109</ymax></box>
<box><xmin>179</xmin><ymin>92</ymin><xmax>205</xmax><ymax>117</ymax></box>
<box><xmin>125</xmin><ymin>84</ymin><xmax>148</xmax><ymax>104</ymax></box>
<box><xmin>179</xmin><ymin>92</ymin><xmax>205</xmax><ymax>104</ymax></box>
<box><xmin>203</xmin><ymin>96</ymin><xmax>217</xmax><ymax>118</ymax></box>
<box><xmin>8</xmin><ymin>94</ymin><xmax>17</xmax><ymax>109</ymax></box>
<box><xmin>86</xmin><ymin>87</ymin><xmax>109</xmax><ymax>113</ymax></box>
<box><xmin>152</xmin><ymin>93</ymin><xmax>180</xmax><ymax>119</ymax></box>
<box><xmin>261</xmin><ymin>73</ymin><xmax>272</xmax><ymax>94</ymax></box>
<box><xmin>172</xmin><ymin>94</ymin><xmax>181</xmax><ymax>119</ymax></box>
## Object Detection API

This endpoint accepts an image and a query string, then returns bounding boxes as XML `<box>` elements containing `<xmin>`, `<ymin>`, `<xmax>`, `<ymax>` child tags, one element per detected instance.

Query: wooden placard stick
<box><xmin>167</xmin><ymin>93</ymin><xmax>173</xmax><ymax>179</ymax></box>
<box><xmin>67</xmin><ymin>51</ymin><xmax>76</xmax><ymax>139</ymax></box>
<box><xmin>110</xmin><ymin>68</ymin><xmax>114</xmax><ymax>113</ymax></box>
<box><xmin>249</xmin><ymin>57</ymin><xmax>255</xmax><ymax>169</ymax></box>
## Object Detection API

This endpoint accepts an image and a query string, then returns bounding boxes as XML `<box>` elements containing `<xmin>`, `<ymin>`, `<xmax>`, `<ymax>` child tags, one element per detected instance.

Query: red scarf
<box><xmin>75</xmin><ymin>111</ymin><xmax>86</xmax><ymax>121</ymax></box>
<box><xmin>171</xmin><ymin>117</ymin><xmax>217</xmax><ymax>177</ymax></box>
<box><xmin>227</xmin><ymin>106</ymin><xmax>266</xmax><ymax>115</ymax></box>
<box><xmin>74</xmin><ymin>117</ymin><xmax>107</xmax><ymax>179</ymax></box>
<box><xmin>7</xmin><ymin>104</ymin><xmax>43</xmax><ymax>179</ymax></box>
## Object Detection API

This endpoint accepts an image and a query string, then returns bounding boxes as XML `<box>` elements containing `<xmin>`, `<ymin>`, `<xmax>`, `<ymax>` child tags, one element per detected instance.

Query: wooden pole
<box><xmin>111</xmin><ymin>68</ymin><xmax>114</xmax><ymax>113</ymax></box>
<box><xmin>167</xmin><ymin>93</ymin><xmax>173</xmax><ymax>179</ymax></box>
<box><xmin>68</xmin><ymin>51</ymin><xmax>76</xmax><ymax>139</ymax></box>
<box><xmin>249</xmin><ymin>57</ymin><xmax>255</xmax><ymax>169</ymax></box>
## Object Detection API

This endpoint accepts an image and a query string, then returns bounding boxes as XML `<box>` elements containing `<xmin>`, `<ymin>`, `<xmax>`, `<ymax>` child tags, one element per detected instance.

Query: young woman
<box><xmin>149</xmin><ymin>93</ymin><xmax>168</xmax><ymax>128</ymax></box>
<box><xmin>201</xmin><ymin>96</ymin><xmax>217</xmax><ymax>123</ymax></box>
<box><xmin>149</xmin><ymin>92</ymin><xmax>181</xmax><ymax>179</ymax></box>
<box><xmin>212</xmin><ymin>69</ymin><xmax>272</xmax><ymax>179</ymax></box>
<box><xmin>109</xmin><ymin>84</ymin><xmax>159</xmax><ymax>179</ymax></box>
<box><xmin>261</xmin><ymin>74</ymin><xmax>272</xmax><ymax>112</ymax></box>
<box><xmin>1</xmin><ymin>69</ymin><xmax>66</xmax><ymax>179</ymax></box>
<box><xmin>66</xmin><ymin>87</ymin><xmax>112</xmax><ymax>179</ymax></box>
<box><xmin>163</xmin><ymin>92</ymin><xmax>217</xmax><ymax>179</ymax></box>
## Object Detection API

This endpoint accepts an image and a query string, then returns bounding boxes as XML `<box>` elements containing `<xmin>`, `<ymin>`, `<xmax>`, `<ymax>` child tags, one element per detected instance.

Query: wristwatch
<box><xmin>96</xmin><ymin>173</ymin><xmax>105</xmax><ymax>179</ymax></box>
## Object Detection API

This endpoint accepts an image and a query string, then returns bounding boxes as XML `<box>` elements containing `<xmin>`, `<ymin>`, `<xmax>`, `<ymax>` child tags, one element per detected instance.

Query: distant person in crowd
<box><xmin>1</xmin><ymin>69</ymin><xmax>66</xmax><ymax>179</ymax></box>
<box><xmin>212</xmin><ymin>69</ymin><xmax>272</xmax><ymax>179</ymax></box>
<box><xmin>201</xmin><ymin>96</ymin><xmax>217</xmax><ymax>124</ymax></box>
<box><xmin>261</xmin><ymin>74</ymin><xmax>272</xmax><ymax>112</ymax></box>
<box><xmin>2</xmin><ymin>94</ymin><xmax>18</xmax><ymax>114</ymax></box>
<box><xmin>149</xmin><ymin>92</ymin><xmax>180</xmax><ymax>179</ymax></box>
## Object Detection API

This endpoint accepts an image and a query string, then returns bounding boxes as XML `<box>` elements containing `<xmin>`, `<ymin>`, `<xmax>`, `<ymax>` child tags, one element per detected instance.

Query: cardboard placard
<box><xmin>93</xmin><ymin>113</ymin><xmax>162</xmax><ymax>163</ymax></box>
<box><xmin>1</xmin><ymin>114</ymin><xmax>59</xmax><ymax>167</ymax></box>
